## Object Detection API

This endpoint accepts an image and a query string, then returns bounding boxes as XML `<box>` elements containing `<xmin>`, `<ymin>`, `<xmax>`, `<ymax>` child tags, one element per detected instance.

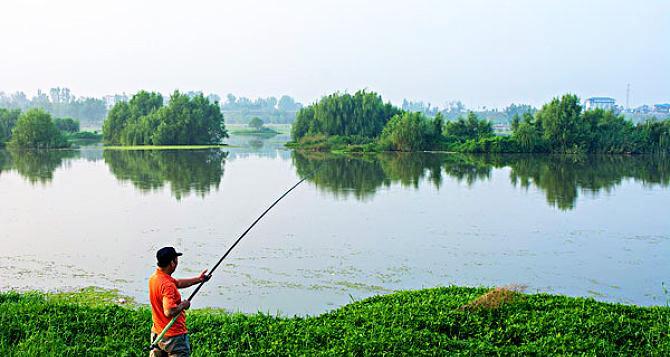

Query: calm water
<box><xmin>1</xmin><ymin>135</ymin><xmax>669</xmax><ymax>315</ymax></box>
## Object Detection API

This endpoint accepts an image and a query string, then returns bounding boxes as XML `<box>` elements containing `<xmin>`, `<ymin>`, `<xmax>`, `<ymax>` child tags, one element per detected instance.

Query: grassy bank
<box><xmin>229</xmin><ymin>127</ymin><xmax>281</xmax><ymax>137</ymax></box>
<box><xmin>2</xmin><ymin>286</ymin><xmax>668</xmax><ymax>355</ymax></box>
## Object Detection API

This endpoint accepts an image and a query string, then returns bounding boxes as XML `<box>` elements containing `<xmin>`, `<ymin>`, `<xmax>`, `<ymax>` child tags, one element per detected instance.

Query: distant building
<box><xmin>653</xmin><ymin>104</ymin><xmax>670</xmax><ymax>113</ymax></box>
<box><xmin>584</xmin><ymin>97</ymin><xmax>616</xmax><ymax>111</ymax></box>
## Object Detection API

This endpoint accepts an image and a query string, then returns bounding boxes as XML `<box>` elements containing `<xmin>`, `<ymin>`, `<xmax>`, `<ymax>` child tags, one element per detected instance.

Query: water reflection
<box><xmin>500</xmin><ymin>155</ymin><xmax>670</xmax><ymax>210</ymax></box>
<box><xmin>3</xmin><ymin>146</ymin><xmax>667</xmax><ymax>208</ymax></box>
<box><xmin>0</xmin><ymin>149</ymin><xmax>79</xmax><ymax>184</ymax></box>
<box><xmin>102</xmin><ymin>149</ymin><xmax>228</xmax><ymax>199</ymax></box>
<box><xmin>293</xmin><ymin>152</ymin><xmax>670</xmax><ymax>210</ymax></box>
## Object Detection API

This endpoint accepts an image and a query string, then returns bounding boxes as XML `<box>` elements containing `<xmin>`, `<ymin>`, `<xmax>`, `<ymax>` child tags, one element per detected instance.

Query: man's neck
<box><xmin>158</xmin><ymin>267</ymin><xmax>173</xmax><ymax>276</ymax></box>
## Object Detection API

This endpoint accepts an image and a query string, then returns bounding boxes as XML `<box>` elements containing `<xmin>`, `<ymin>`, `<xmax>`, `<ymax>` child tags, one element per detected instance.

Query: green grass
<box><xmin>1</xmin><ymin>286</ymin><xmax>668</xmax><ymax>355</ymax></box>
<box><xmin>228</xmin><ymin>124</ymin><xmax>291</xmax><ymax>135</ymax></box>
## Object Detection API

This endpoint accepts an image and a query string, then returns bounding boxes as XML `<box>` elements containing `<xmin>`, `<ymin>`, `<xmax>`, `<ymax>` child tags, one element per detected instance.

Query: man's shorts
<box><xmin>150</xmin><ymin>332</ymin><xmax>191</xmax><ymax>357</ymax></box>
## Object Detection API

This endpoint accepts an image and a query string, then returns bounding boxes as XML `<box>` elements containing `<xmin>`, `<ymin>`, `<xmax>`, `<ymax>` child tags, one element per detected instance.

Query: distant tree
<box><xmin>278</xmin><ymin>95</ymin><xmax>300</xmax><ymax>112</ymax></box>
<box><xmin>443</xmin><ymin>112</ymin><xmax>494</xmax><ymax>142</ymax></box>
<box><xmin>504</xmin><ymin>103</ymin><xmax>536</xmax><ymax>121</ymax></box>
<box><xmin>53</xmin><ymin>117</ymin><xmax>80</xmax><ymax>133</ymax></box>
<box><xmin>248</xmin><ymin>117</ymin><xmax>264</xmax><ymax>130</ymax></box>
<box><xmin>8</xmin><ymin>109</ymin><xmax>68</xmax><ymax>148</ymax></box>
<box><xmin>207</xmin><ymin>94</ymin><xmax>221</xmax><ymax>104</ymax></box>
<box><xmin>226</xmin><ymin>94</ymin><xmax>237</xmax><ymax>107</ymax></box>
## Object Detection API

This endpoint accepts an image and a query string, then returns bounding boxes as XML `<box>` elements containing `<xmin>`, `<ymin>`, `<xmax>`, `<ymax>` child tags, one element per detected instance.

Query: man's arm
<box><xmin>164</xmin><ymin>299</ymin><xmax>191</xmax><ymax>318</ymax></box>
<box><xmin>175</xmin><ymin>269</ymin><xmax>210</xmax><ymax>289</ymax></box>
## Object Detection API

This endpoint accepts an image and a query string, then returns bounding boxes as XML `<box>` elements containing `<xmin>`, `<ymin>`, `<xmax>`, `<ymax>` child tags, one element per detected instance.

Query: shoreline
<box><xmin>2</xmin><ymin>285</ymin><xmax>668</xmax><ymax>354</ymax></box>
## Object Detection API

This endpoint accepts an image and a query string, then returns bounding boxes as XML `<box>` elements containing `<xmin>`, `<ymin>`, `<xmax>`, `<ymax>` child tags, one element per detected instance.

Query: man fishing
<box><xmin>149</xmin><ymin>247</ymin><xmax>210</xmax><ymax>357</ymax></box>
<box><xmin>148</xmin><ymin>178</ymin><xmax>309</xmax><ymax>353</ymax></box>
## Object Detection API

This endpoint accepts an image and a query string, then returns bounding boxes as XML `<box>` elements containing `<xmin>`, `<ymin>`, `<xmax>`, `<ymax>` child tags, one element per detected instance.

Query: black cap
<box><xmin>156</xmin><ymin>247</ymin><xmax>183</xmax><ymax>267</ymax></box>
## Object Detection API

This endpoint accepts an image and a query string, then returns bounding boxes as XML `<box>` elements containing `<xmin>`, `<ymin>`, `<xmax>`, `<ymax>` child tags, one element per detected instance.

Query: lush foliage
<box><xmin>291</xmin><ymin>90</ymin><xmax>400</xmax><ymax>141</ymax></box>
<box><xmin>102</xmin><ymin>91</ymin><xmax>228</xmax><ymax>146</ymax></box>
<box><xmin>53</xmin><ymin>117</ymin><xmax>80</xmax><ymax>133</ymax></box>
<box><xmin>0</xmin><ymin>108</ymin><xmax>21</xmax><ymax>146</ymax></box>
<box><xmin>378</xmin><ymin>112</ymin><xmax>443</xmax><ymax>151</ymax></box>
<box><xmin>504</xmin><ymin>94</ymin><xmax>670</xmax><ymax>154</ymax></box>
<box><xmin>444</xmin><ymin>111</ymin><xmax>495</xmax><ymax>143</ymax></box>
<box><xmin>7</xmin><ymin>109</ymin><xmax>68</xmax><ymax>149</ymax></box>
<box><xmin>291</xmin><ymin>92</ymin><xmax>670</xmax><ymax>154</ymax></box>
<box><xmin>248</xmin><ymin>117</ymin><xmax>264</xmax><ymax>130</ymax></box>
<box><xmin>1</xmin><ymin>287</ymin><xmax>668</xmax><ymax>355</ymax></box>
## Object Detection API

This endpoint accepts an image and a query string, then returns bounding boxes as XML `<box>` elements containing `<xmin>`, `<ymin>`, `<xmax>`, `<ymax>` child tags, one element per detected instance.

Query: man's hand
<box><xmin>165</xmin><ymin>300</ymin><xmax>191</xmax><ymax>318</ymax></box>
<box><xmin>199</xmin><ymin>269</ymin><xmax>211</xmax><ymax>283</ymax></box>
<box><xmin>176</xmin><ymin>269</ymin><xmax>212</xmax><ymax>289</ymax></box>
<box><xmin>178</xmin><ymin>300</ymin><xmax>191</xmax><ymax>311</ymax></box>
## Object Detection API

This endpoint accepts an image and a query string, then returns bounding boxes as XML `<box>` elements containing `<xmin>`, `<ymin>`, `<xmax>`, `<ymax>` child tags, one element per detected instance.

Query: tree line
<box><xmin>222</xmin><ymin>94</ymin><xmax>303</xmax><ymax>124</ymax></box>
<box><xmin>102</xmin><ymin>91</ymin><xmax>228</xmax><ymax>146</ymax></box>
<box><xmin>291</xmin><ymin>91</ymin><xmax>670</xmax><ymax>154</ymax></box>
<box><xmin>401</xmin><ymin>99</ymin><xmax>536</xmax><ymax>124</ymax></box>
<box><xmin>0</xmin><ymin>88</ymin><xmax>106</xmax><ymax>128</ymax></box>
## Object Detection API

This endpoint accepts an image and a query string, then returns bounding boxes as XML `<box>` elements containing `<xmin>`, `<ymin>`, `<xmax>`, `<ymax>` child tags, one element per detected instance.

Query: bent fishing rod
<box><xmin>149</xmin><ymin>173</ymin><xmax>315</xmax><ymax>350</ymax></box>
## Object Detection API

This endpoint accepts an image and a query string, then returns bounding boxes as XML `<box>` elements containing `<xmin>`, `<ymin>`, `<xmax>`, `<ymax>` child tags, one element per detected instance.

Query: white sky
<box><xmin>0</xmin><ymin>0</ymin><xmax>668</xmax><ymax>108</ymax></box>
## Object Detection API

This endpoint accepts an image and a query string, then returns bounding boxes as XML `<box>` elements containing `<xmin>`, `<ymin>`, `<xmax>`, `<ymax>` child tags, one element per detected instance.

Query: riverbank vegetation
<box><xmin>4</xmin><ymin>109</ymin><xmax>69</xmax><ymax>149</ymax></box>
<box><xmin>102</xmin><ymin>91</ymin><xmax>228</xmax><ymax>146</ymax></box>
<box><xmin>1</xmin><ymin>108</ymin><xmax>103</xmax><ymax>148</ymax></box>
<box><xmin>290</xmin><ymin>92</ymin><xmax>670</xmax><ymax>154</ymax></box>
<box><xmin>228</xmin><ymin>117</ymin><xmax>281</xmax><ymax>137</ymax></box>
<box><xmin>1</xmin><ymin>286</ymin><xmax>668</xmax><ymax>355</ymax></box>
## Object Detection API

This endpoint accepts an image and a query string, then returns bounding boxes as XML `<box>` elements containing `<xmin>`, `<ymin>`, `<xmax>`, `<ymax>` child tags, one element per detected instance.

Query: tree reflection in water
<box><xmin>0</xmin><ymin>148</ymin><xmax>79</xmax><ymax>184</ymax></box>
<box><xmin>293</xmin><ymin>151</ymin><xmax>670</xmax><ymax>210</ymax></box>
<box><xmin>103</xmin><ymin>149</ymin><xmax>228</xmax><ymax>200</ymax></box>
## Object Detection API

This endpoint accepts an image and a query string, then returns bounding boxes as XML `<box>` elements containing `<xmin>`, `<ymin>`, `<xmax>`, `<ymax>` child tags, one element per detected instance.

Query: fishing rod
<box><xmin>149</xmin><ymin>173</ymin><xmax>314</xmax><ymax>350</ymax></box>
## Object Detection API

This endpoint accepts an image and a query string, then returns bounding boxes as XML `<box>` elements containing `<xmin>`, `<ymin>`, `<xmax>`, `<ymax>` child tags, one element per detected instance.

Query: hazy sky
<box><xmin>1</xmin><ymin>0</ymin><xmax>668</xmax><ymax>108</ymax></box>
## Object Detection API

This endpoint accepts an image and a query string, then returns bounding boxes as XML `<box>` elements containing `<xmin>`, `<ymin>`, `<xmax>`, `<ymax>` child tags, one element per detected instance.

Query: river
<box><xmin>1</xmin><ymin>133</ymin><xmax>668</xmax><ymax>315</ymax></box>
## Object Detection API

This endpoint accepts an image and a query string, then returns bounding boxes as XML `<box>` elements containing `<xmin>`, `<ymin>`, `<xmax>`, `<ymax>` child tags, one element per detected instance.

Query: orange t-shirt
<box><xmin>149</xmin><ymin>269</ymin><xmax>188</xmax><ymax>337</ymax></box>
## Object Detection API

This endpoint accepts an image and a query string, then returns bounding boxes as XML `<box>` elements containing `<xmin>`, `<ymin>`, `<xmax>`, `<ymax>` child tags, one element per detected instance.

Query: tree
<box><xmin>378</xmin><ymin>112</ymin><xmax>440</xmax><ymax>151</ymax></box>
<box><xmin>8</xmin><ymin>109</ymin><xmax>68</xmax><ymax>148</ymax></box>
<box><xmin>290</xmin><ymin>90</ymin><xmax>400</xmax><ymax>141</ymax></box>
<box><xmin>535</xmin><ymin>94</ymin><xmax>586</xmax><ymax>152</ymax></box>
<box><xmin>443</xmin><ymin>112</ymin><xmax>494</xmax><ymax>142</ymax></box>
<box><xmin>0</xmin><ymin>108</ymin><xmax>21</xmax><ymax>145</ymax></box>
<box><xmin>248</xmin><ymin>117</ymin><xmax>264</xmax><ymax>130</ymax></box>
<box><xmin>53</xmin><ymin>117</ymin><xmax>80</xmax><ymax>133</ymax></box>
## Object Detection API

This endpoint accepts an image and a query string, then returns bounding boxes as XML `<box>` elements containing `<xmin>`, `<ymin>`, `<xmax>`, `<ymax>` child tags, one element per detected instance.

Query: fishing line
<box><xmin>149</xmin><ymin>166</ymin><xmax>320</xmax><ymax>350</ymax></box>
